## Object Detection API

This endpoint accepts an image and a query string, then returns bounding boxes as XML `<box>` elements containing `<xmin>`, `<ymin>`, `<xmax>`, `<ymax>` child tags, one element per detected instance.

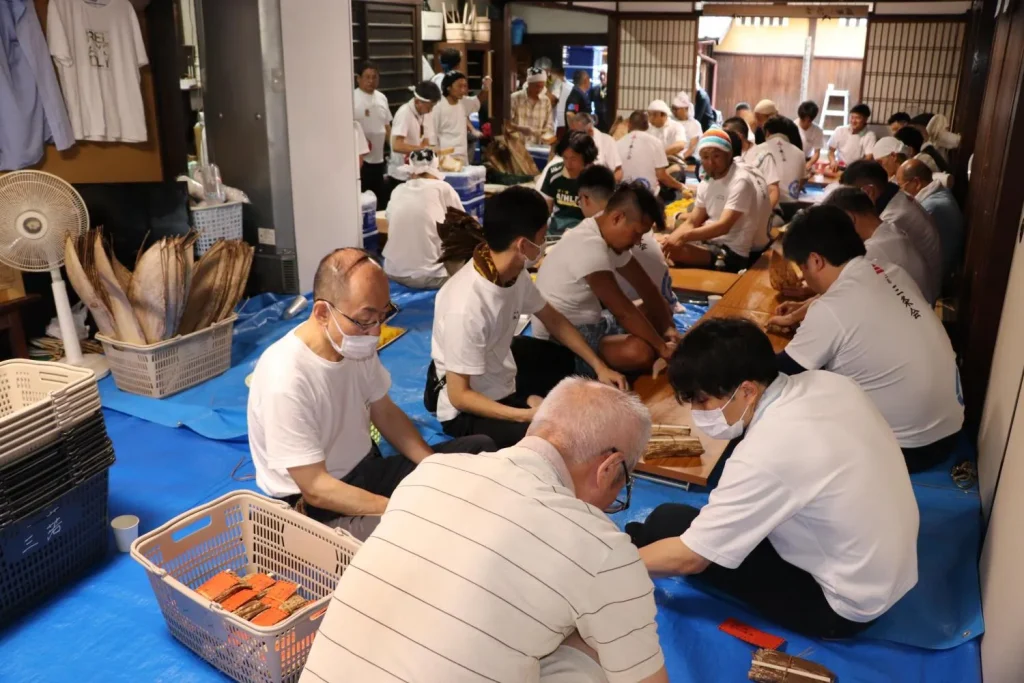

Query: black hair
<box><xmin>724</xmin><ymin>129</ymin><xmax>744</xmax><ymax>158</ymax></box>
<box><xmin>910</xmin><ymin>113</ymin><xmax>935</xmax><ymax>127</ymax></box>
<box><xmin>356</xmin><ymin>61</ymin><xmax>380</xmax><ymax>78</ymax></box>
<box><xmin>483</xmin><ymin>186</ymin><xmax>550</xmax><ymax>251</ymax></box>
<box><xmin>840</xmin><ymin>159</ymin><xmax>889</xmax><ymax>189</ymax></box>
<box><xmin>668</xmin><ymin>318</ymin><xmax>779</xmax><ymax>403</ymax></box>
<box><xmin>439</xmin><ymin>48</ymin><xmax>462</xmax><ymax>70</ymax></box>
<box><xmin>735</xmin><ymin>102</ymin><xmax>751</xmax><ymax>112</ymax></box>
<box><xmin>723</xmin><ymin>116</ymin><xmax>749</xmax><ymax>139</ymax></box>
<box><xmin>821</xmin><ymin>186</ymin><xmax>879</xmax><ymax>217</ymax></box>
<box><xmin>764</xmin><ymin>115</ymin><xmax>804</xmax><ymax>149</ymax></box>
<box><xmin>578</xmin><ymin>164</ymin><xmax>616</xmax><ymax>202</ymax></box>
<box><xmin>606</xmin><ymin>181</ymin><xmax>666</xmax><ymax>232</ymax></box>
<box><xmin>572</xmin><ymin>70</ymin><xmax>589</xmax><ymax>86</ymax></box>
<box><xmin>850</xmin><ymin>103</ymin><xmax>872</xmax><ymax>119</ymax></box>
<box><xmin>628</xmin><ymin>110</ymin><xmax>649</xmax><ymax>131</ymax></box>
<box><xmin>555</xmin><ymin>131</ymin><xmax>598</xmax><ymax>165</ymax></box>
<box><xmin>782</xmin><ymin>205</ymin><xmax>867</xmax><ymax>267</ymax></box>
<box><xmin>797</xmin><ymin>101</ymin><xmax>819</xmax><ymax>121</ymax></box>
<box><xmin>887</xmin><ymin>112</ymin><xmax>911</xmax><ymax>126</ymax></box>
<box><xmin>440</xmin><ymin>70</ymin><xmax>467</xmax><ymax>97</ymax></box>
<box><xmin>894</xmin><ymin>126</ymin><xmax>925</xmax><ymax>155</ymax></box>
<box><xmin>413</xmin><ymin>80</ymin><xmax>442</xmax><ymax>103</ymax></box>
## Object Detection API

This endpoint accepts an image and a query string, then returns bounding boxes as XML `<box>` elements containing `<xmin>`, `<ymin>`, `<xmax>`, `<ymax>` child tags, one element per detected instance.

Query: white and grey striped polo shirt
<box><xmin>300</xmin><ymin>437</ymin><xmax>665</xmax><ymax>683</ymax></box>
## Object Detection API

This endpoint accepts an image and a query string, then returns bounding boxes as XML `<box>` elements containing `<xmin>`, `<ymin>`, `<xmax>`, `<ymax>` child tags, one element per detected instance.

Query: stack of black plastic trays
<box><xmin>0</xmin><ymin>360</ymin><xmax>115</xmax><ymax>623</ymax></box>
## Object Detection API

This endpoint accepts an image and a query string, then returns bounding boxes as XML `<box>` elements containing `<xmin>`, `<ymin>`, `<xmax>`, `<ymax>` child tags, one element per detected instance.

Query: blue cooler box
<box><xmin>360</xmin><ymin>190</ymin><xmax>378</xmax><ymax>252</ymax></box>
<box><xmin>443</xmin><ymin>166</ymin><xmax>486</xmax><ymax>202</ymax></box>
<box><xmin>464</xmin><ymin>195</ymin><xmax>485</xmax><ymax>223</ymax></box>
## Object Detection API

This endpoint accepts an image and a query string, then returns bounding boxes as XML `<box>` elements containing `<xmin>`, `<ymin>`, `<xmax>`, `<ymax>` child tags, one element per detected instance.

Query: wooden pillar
<box><xmin>952</xmin><ymin>0</ymin><xmax>999</xmax><ymax>203</ymax></box>
<box><xmin>608</xmin><ymin>14</ymin><xmax>620</xmax><ymax>122</ymax></box>
<box><xmin>800</xmin><ymin>18</ymin><xmax>817</xmax><ymax>103</ymax></box>
<box><xmin>490</xmin><ymin>2</ymin><xmax>513</xmax><ymax>125</ymax></box>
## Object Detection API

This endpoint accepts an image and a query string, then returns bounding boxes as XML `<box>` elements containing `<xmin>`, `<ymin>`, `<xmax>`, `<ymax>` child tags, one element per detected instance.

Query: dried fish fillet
<box><xmin>128</xmin><ymin>238</ymin><xmax>169</xmax><ymax>344</ymax></box>
<box><xmin>94</xmin><ymin>232</ymin><xmax>146</xmax><ymax>345</ymax></box>
<box><xmin>64</xmin><ymin>234</ymin><xmax>117</xmax><ymax>338</ymax></box>
<box><xmin>111</xmin><ymin>251</ymin><xmax>132</xmax><ymax>293</ymax></box>
<box><xmin>178</xmin><ymin>241</ymin><xmax>229</xmax><ymax>334</ymax></box>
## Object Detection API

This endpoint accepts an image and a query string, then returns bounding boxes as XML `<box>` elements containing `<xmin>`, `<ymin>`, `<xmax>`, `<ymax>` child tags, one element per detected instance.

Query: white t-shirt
<box><xmin>247</xmin><ymin>331</ymin><xmax>391</xmax><ymax>497</ymax></box>
<box><xmin>432</xmin><ymin>96</ymin><xmax>481</xmax><ymax>161</ymax></box>
<box><xmin>694</xmin><ymin>162</ymin><xmax>762</xmax><ymax>258</ymax></box>
<box><xmin>533</xmin><ymin>217</ymin><xmax>632</xmax><ymax>333</ymax></box>
<box><xmin>48</xmin><ymin>0</ymin><xmax>149</xmax><ymax>142</ymax></box>
<box><xmin>754</xmin><ymin>136</ymin><xmax>807</xmax><ymax>202</ymax></box>
<box><xmin>682</xmin><ymin>371</ymin><xmax>919</xmax><ymax>622</ymax></box>
<box><xmin>648</xmin><ymin>120</ymin><xmax>686</xmax><ymax>152</ymax></box>
<box><xmin>616</xmin><ymin>131</ymin><xmax>668</xmax><ymax>194</ymax></box>
<box><xmin>616</xmin><ymin>232</ymin><xmax>669</xmax><ymax>301</ymax></box>
<box><xmin>353</xmin><ymin>88</ymin><xmax>392</xmax><ymax>164</ymax></box>
<box><xmin>593</xmin><ymin>129</ymin><xmax>622</xmax><ymax>171</ymax></box>
<box><xmin>734</xmin><ymin>162</ymin><xmax>774</xmax><ymax>253</ymax></box>
<box><xmin>880</xmin><ymin>189</ymin><xmax>943</xmax><ymax>300</ymax></box>
<box><xmin>432</xmin><ymin>264</ymin><xmax>547</xmax><ymax>422</ymax></box>
<box><xmin>552</xmin><ymin>79</ymin><xmax>573</xmax><ymax>128</ymax></box>
<box><xmin>354</xmin><ymin>122</ymin><xmax>370</xmax><ymax>161</ymax></box>
<box><xmin>865</xmin><ymin>221</ymin><xmax>935</xmax><ymax>304</ymax></box>
<box><xmin>799</xmin><ymin>122</ymin><xmax>825</xmax><ymax>158</ymax></box>
<box><xmin>676</xmin><ymin>117</ymin><xmax>703</xmax><ymax>151</ymax></box>
<box><xmin>383</xmin><ymin>178</ymin><xmax>463</xmax><ymax>281</ymax></box>
<box><xmin>389</xmin><ymin>99</ymin><xmax>437</xmax><ymax>179</ymax></box>
<box><xmin>785</xmin><ymin>257</ymin><xmax>963</xmax><ymax>447</ymax></box>
<box><xmin>828</xmin><ymin>125</ymin><xmax>877</xmax><ymax>165</ymax></box>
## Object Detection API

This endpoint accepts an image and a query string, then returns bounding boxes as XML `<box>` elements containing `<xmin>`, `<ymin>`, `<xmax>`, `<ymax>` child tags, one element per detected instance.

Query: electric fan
<box><xmin>0</xmin><ymin>171</ymin><xmax>108</xmax><ymax>378</ymax></box>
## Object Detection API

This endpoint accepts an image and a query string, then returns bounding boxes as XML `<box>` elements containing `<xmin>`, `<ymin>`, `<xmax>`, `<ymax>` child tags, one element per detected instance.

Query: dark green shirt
<box><xmin>539</xmin><ymin>162</ymin><xmax>583</xmax><ymax>236</ymax></box>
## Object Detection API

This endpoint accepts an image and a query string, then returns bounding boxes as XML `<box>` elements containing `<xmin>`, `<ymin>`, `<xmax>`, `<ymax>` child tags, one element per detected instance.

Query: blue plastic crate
<box><xmin>443</xmin><ymin>166</ymin><xmax>485</xmax><ymax>202</ymax></box>
<box><xmin>464</xmin><ymin>195</ymin><xmax>485</xmax><ymax>223</ymax></box>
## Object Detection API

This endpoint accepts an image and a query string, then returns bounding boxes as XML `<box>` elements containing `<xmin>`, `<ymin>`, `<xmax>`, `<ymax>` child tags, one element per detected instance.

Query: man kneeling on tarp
<box><xmin>627</xmin><ymin>317</ymin><xmax>920</xmax><ymax>639</ymax></box>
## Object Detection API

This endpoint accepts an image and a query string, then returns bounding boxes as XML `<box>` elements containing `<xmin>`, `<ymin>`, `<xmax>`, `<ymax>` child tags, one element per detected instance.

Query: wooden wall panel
<box><xmin>713</xmin><ymin>54</ymin><xmax>862</xmax><ymax>120</ymax></box>
<box><xmin>30</xmin><ymin>0</ymin><xmax>163</xmax><ymax>184</ymax></box>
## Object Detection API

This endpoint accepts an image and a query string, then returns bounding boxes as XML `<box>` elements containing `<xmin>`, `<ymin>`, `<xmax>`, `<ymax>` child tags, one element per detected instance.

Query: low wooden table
<box><xmin>669</xmin><ymin>268</ymin><xmax>739</xmax><ymax>296</ymax></box>
<box><xmin>0</xmin><ymin>295</ymin><xmax>40</xmax><ymax>359</ymax></box>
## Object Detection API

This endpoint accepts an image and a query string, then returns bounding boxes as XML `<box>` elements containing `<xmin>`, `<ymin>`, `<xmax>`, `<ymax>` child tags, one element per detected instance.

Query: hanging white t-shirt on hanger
<box><xmin>48</xmin><ymin>0</ymin><xmax>149</xmax><ymax>143</ymax></box>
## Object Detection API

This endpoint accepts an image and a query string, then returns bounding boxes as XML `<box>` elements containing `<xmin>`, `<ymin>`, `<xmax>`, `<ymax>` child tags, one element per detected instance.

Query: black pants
<box><xmin>626</xmin><ymin>504</ymin><xmax>874</xmax><ymax>639</ymax></box>
<box><xmin>429</xmin><ymin>336</ymin><xmax>577</xmax><ymax>449</ymax></box>
<box><xmin>283</xmin><ymin>435</ymin><xmax>494</xmax><ymax>525</ymax></box>
<box><xmin>361</xmin><ymin>161</ymin><xmax>387</xmax><ymax>203</ymax></box>
<box><xmin>902</xmin><ymin>430</ymin><xmax>960</xmax><ymax>473</ymax></box>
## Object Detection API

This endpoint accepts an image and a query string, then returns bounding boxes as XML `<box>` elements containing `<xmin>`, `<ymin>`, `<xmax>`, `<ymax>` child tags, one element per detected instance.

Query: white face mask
<box><xmin>523</xmin><ymin>238</ymin><xmax>546</xmax><ymax>268</ymax></box>
<box><xmin>325</xmin><ymin>307</ymin><xmax>379</xmax><ymax>360</ymax></box>
<box><xmin>691</xmin><ymin>385</ymin><xmax>751</xmax><ymax>441</ymax></box>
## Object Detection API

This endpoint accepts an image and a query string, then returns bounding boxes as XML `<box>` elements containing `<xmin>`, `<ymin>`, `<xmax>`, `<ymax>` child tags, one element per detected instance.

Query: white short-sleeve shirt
<box><xmin>799</xmin><ymin>122</ymin><xmax>825</xmax><ymax>158</ymax></box>
<box><xmin>828</xmin><ymin>125</ymin><xmax>877</xmax><ymax>164</ymax></box>
<box><xmin>389</xmin><ymin>99</ymin><xmax>436</xmax><ymax>179</ymax></box>
<box><xmin>533</xmin><ymin>217</ymin><xmax>633</xmax><ymax>331</ymax></box>
<box><xmin>648</xmin><ymin>120</ymin><xmax>686</xmax><ymax>151</ymax></box>
<box><xmin>299</xmin><ymin>437</ymin><xmax>665</xmax><ymax>683</ymax></box>
<box><xmin>593</xmin><ymin>129</ymin><xmax>622</xmax><ymax>171</ymax></box>
<box><xmin>247</xmin><ymin>331</ymin><xmax>391</xmax><ymax>497</ymax></box>
<box><xmin>432</xmin><ymin>96</ymin><xmax>480</xmax><ymax>162</ymax></box>
<box><xmin>353</xmin><ymin>88</ymin><xmax>392</xmax><ymax>164</ymax></box>
<box><xmin>616</xmin><ymin>131</ymin><xmax>669</xmax><ymax>194</ymax></box>
<box><xmin>734</xmin><ymin>162</ymin><xmax>775</xmax><ymax>253</ymax></box>
<box><xmin>865</xmin><ymin>221</ymin><xmax>935</xmax><ymax>304</ymax></box>
<box><xmin>682</xmin><ymin>371</ymin><xmax>919</xmax><ymax>622</ymax></box>
<box><xmin>383</xmin><ymin>178</ymin><xmax>463</xmax><ymax>281</ymax></box>
<box><xmin>754</xmin><ymin>136</ymin><xmax>808</xmax><ymax>202</ymax></box>
<box><xmin>432</xmin><ymin>264</ymin><xmax>548</xmax><ymax>422</ymax></box>
<box><xmin>880</xmin><ymin>189</ymin><xmax>943</xmax><ymax>300</ymax></box>
<box><xmin>678</xmin><ymin>117</ymin><xmax>704</xmax><ymax>148</ymax></box>
<box><xmin>785</xmin><ymin>257</ymin><xmax>964</xmax><ymax>447</ymax></box>
<box><xmin>695</xmin><ymin>162</ymin><xmax>762</xmax><ymax>258</ymax></box>
<box><xmin>354</xmin><ymin>122</ymin><xmax>370</xmax><ymax>160</ymax></box>
<box><xmin>616</xmin><ymin>232</ymin><xmax>669</xmax><ymax>301</ymax></box>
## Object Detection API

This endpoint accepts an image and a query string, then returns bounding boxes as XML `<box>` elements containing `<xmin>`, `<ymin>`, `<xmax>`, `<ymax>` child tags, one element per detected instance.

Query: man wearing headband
<box><xmin>433</xmin><ymin>70</ymin><xmax>492</xmax><ymax>162</ymax></box>
<box><xmin>659</xmin><ymin>129</ymin><xmax>769</xmax><ymax>272</ymax></box>
<box><xmin>388</xmin><ymin>81</ymin><xmax>441</xmax><ymax>184</ymax></box>
<box><xmin>511</xmin><ymin>67</ymin><xmax>554</xmax><ymax>145</ymax></box>
<box><xmin>383</xmin><ymin>149</ymin><xmax>464</xmax><ymax>290</ymax></box>
<box><xmin>671</xmin><ymin>91</ymin><xmax>703</xmax><ymax>163</ymax></box>
<box><xmin>752</xmin><ymin>99</ymin><xmax>778</xmax><ymax>144</ymax></box>
<box><xmin>872</xmin><ymin>136</ymin><xmax>911</xmax><ymax>181</ymax></box>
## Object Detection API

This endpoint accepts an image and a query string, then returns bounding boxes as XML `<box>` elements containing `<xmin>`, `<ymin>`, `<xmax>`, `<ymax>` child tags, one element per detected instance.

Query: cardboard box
<box><xmin>0</xmin><ymin>263</ymin><xmax>25</xmax><ymax>304</ymax></box>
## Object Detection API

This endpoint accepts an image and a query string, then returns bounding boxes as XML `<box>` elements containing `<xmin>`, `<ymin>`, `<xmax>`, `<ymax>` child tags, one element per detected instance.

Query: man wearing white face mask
<box><xmin>248</xmin><ymin>249</ymin><xmax>494</xmax><ymax>540</ymax></box>
<box><xmin>627</xmin><ymin>317</ymin><xmax>920</xmax><ymax>639</ymax></box>
<box><xmin>428</xmin><ymin>186</ymin><xmax>627</xmax><ymax>448</ymax></box>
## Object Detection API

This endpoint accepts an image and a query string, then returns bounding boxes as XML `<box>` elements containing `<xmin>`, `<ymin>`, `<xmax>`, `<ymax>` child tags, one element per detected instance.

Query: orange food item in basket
<box><xmin>244</xmin><ymin>573</ymin><xmax>276</xmax><ymax>593</ymax></box>
<box><xmin>220</xmin><ymin>588</ymin><xmax>258</xmax><ymax>613</ymax></box>
<box><xmin>262</xmin><ymin>580</ymin><xmax>298</xmax><ymax>607</ymax></box>
<box><xmin>196</xmin><ymin>570</ymin><xmax>242</xmax><ymax>601</ymax></box>
<box><xmin>250</xmin><ymin>606</ymin><xmax>290</xmax><ymax>627</ymax></box>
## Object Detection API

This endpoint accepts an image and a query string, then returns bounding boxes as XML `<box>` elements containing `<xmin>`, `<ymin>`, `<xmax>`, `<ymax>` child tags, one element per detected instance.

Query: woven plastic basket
<box><xmin>192</xmin><ymin>201</ymin><xmax>243</xmax><ymax>256</ymax></box>
<box><xmin>130</xmin><ymin>491</ymin><xmax>361</xmax><ymax>683</ymax></box>
<box><xmin>96</xmin><ymin>315</ymin><xmax>236</xmax><ymax>398</ymax></box>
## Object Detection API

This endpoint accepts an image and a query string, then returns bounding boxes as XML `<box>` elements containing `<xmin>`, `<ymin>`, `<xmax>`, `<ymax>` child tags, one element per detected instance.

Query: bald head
<box><xmin>311</xmin><ymin>248</ymin><xmax>389</xmax><ymax>323</ymax></box>
<box><xmin>896</xmin><ymin>158</ymin><xmax>933</xmax><ymax>197</ymax></box>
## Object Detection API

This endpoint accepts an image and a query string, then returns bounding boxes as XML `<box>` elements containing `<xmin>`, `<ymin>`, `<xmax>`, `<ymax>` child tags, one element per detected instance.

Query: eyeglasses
<box><xmin>605</xmin><ymin>462</ymin><xmax>633</xmax><ymax>514</ymax></box>
<box><xmin>320</xmin><ymin>300</ymin><xmax>399</xmax><ymax>331</ymax></box>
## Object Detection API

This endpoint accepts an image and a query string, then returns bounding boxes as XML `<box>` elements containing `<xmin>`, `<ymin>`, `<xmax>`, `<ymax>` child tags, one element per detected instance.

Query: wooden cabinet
<box><xmin>352</xmin><ymin>0</ymin><xmax>423</xmax><ymax>114</ymax></box>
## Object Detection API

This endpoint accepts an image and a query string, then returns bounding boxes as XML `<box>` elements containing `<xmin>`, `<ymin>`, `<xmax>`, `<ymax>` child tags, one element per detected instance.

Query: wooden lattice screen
<box><xmin>617</xmin><ymin>18</ymin><xmax>698</xmax><ymax>118</ymax></box>
<box><xmin>861</xmin><ymin>18</ymin><xmax>965</xmax><ymax>121</ymax></box>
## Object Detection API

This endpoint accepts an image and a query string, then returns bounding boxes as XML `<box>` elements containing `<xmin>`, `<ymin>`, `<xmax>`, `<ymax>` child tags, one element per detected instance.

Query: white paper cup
<box><xmin>111</xmin><ymin>514</ymin><xmax>140</xmax><ymax>553</ymax></box>
<box><xmin>707</xmin><ymin>295</ymin><xmax>722</xmax><ymax>308</ymax></box>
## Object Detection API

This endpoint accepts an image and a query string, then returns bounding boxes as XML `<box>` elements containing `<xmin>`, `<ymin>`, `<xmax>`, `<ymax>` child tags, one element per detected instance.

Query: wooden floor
<box><xmin>635</xmin><ymin>251</ymin><xmax>796</xmax><ymax>486</ymax></box>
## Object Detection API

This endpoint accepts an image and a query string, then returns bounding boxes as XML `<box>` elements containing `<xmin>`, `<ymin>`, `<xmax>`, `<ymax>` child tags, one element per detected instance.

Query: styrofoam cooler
<box><xmin>443</xmin><ymin>166</ymin><xmax>485</xmax><ymax>203</ymax></box>
<box><xmin>527</xmin><ymin>145</ymin><xmax>551</xmax><ymax>173</ymax></box>
<box><xmin>361</xmin><ymin>190</ymin><xmax>379</xmax><ymax>252</ymax></box>
<box><xmin>464</xmin><ymin>195</ymin><xmax>485</xmax><ymax>223</ymax></box>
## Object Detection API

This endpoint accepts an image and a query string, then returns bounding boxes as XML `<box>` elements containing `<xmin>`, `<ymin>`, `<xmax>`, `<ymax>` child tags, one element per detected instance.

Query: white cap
<box><xmin>672</xmin><ymin>91</ymin><xmax>692</xmax><ymax>110</ymax></box>
<box><xmin>873</xmin><ymin>136</ymin><xmax>909</xmax><ymax>158</ymax></box>
<box><xmin>754</xmin><ymin>99</ymin><xmax>778</xmax><ymax>116</ymax></box>
<box><xmin>526</xmin><ymin>68</ymin><xmax>548</xmax><ymax>84</ymax></box>
<box><xmin>398</xmin><ymin>149</ymin><xmax>445</xmax><ymax>180</ymax></box>
<box><xmin>647</xmin><ymin>99</ymin><xmax>672</xmax><ymax>115</ymax></box>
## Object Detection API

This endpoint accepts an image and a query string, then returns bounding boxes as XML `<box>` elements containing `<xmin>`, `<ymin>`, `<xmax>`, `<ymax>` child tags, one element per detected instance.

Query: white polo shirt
<box><xmin>754</xmin><ymin>135</ymin><xmax>807</xmax><ymax>202</ymax></box>
<box><xmin>880</xmin><ymin>189</ymin><xmax>942</xmax><ymax>301</ymax></box>
<box><xmin>865</xmin><ymin>221</ymin><xmax>935</xmax><ymax>304</ymax></box>
<box><xmin>299</xmin><ymin>437</ymin><xmax>664</xmax><ymax>683</ymax></box>
<box><xmin>828</xmin><ymin>125</ymin><xmax>877</xmax><ymax>165</ymax></box>
<box><xmin>432</xmin><ymin>263</ymin><xmax>547</xmax><ymax>422</ymax></box>
<box><xmin>694</xmin><ymin>162</ymin><xmax>761</xmax><ymax>258</ymax></box>
<box><xmin>616</xmin><ymin>131</ymin><xmax>668</xmax><ymax>194</ymax></box>
<box><xmin>353</xmin><ymin>87</ymin><xmax>392</xmax><ymax>164</ymax></box>
<box><xmin>383</xmin><ymin>178</ymin><xmax>463</xmax><ymax>281</ymax></box>
<box><xmin>389</xmin><ymin>99</ymin><xmax>437</xmax><ymax>180</ymax></box>
<box><xmin>432</xmin><ymin>95</ymin><xmax>481</xmax><ymax>162</ymax></box>
<box><xmin>682</xmin><ymin>371</ymin><xmax>919</xmax><ymax>622</ymax></box>
<box><xmin>616</xmin><ymin>232</ymin><xmax>669</xmax><ymax>301</ymax></box>
<box><xmin>533</xmin><ymin>217</ymin><xmax>632</xmax><ymax>333</ymax></box>
<box><xmin>247</xmin><ymin>331</ymin><xmax>390</xmax><ymax>497</ymax></box>
<box><xmin>799</xmin><ymin>122</ymin><xmax>825</xmax><ymax>158</ymax></box>
<box><xmin>785</xmin><ymin>257</ymin><xmax>964</xmax><ymax>447</ymax></box>
<box><xmin>593</xmin><ymin>129</ymin><xmax>622</xmax><ymax>171</ymax></box>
